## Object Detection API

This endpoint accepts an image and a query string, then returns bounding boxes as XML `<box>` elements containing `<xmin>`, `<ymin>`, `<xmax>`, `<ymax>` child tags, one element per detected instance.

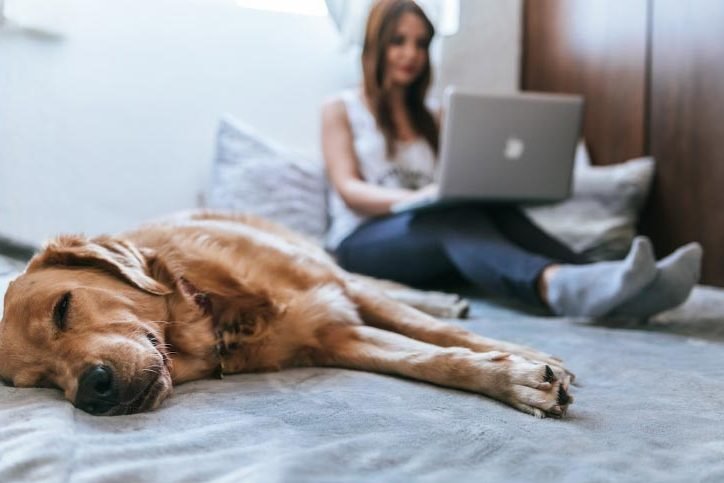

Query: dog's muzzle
<box><xmin>75</xmin><ymin>364</ymin><xmax>119</xmax><ymax>415</ymax></box>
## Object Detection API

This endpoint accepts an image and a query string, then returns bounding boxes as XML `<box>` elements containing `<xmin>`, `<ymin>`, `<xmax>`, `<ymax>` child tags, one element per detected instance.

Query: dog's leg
<box><xmin>383</xmin><ymin>287</ymin><xmax>469</xmax><ymax>319</ymax></box>
<box><xmin>344</xmin><ymin>279</ymin><xmax>572</xmax><ymax>379</ymax></box>
<box><xmin>314</xmin><ymin>324</ymin><xmax>572</xmax><ymax>418</ymax></box>
<box><xmin>351</xmin><ymin>274</ymin><xmax>470</xmax><ymax>319</ymax></box>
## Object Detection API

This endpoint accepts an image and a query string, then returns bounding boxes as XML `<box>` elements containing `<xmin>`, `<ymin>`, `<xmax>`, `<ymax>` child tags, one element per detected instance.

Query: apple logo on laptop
<box><xmin>504</xmin><ymin>136</ymin><xmax>525</xmax><ymax>160</ymax></box>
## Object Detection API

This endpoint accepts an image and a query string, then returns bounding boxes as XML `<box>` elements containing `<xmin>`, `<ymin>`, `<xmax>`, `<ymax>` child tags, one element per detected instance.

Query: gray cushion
<box><xmin>204</xmin><ymin>115</ymin><xmax>328</xmax><ymax>243</ymax></box>
<box><xmin>524</xmin><ymin>142</ymin><xmax>655</xmax><ymax>260</ymax></box>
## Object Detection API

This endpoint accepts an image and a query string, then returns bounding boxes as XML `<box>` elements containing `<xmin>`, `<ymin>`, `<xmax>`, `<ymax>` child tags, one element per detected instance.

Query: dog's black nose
<box><xmin>75</xmin><ymin>365</ymin><xmax>119</xmax><ymax>415</ymax></box>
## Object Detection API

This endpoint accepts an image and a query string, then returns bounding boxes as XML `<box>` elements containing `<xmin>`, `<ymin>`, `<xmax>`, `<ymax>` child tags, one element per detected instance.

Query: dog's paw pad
<box><xmin>557</xmin><ymin>385</ymin><xmax>573</xmax><ymax>405</ymax></box>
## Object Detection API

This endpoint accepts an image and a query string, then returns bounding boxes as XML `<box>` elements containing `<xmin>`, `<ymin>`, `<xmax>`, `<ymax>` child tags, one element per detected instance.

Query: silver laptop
<box><xmin>391</xmin><ymin>88</ymin><xmax>584</xmax><ymax>213</ymax></box>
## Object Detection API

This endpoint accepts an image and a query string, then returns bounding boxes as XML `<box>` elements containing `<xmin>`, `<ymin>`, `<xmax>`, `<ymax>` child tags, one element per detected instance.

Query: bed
<box><xmin>2</xmin><ymin>246</ymin><xmax>724</xmax><ymax>482</ymax></box>
<box><xmin>2</xmin><ymin>111</ymin><xmax>720</xmax><ymax>483</ymax></box>
<box><xmin>4</xmin><ymin>1</ymin><xmax>724</xmax><ymax>477</ymax></box>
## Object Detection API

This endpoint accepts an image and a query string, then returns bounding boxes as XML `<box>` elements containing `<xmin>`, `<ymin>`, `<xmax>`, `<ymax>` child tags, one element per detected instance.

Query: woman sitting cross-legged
<box><xmin>321</xmin><ymin>0</ymin><xmax>701</xmax><ymax>318</ymax></box>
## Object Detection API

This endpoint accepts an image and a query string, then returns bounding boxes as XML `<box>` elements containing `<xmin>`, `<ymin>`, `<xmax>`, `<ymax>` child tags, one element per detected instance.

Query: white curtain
<box><xmin>324</xmin><ymin>0</ymin><xmax>371</xmax><ymax>49</ymax></box>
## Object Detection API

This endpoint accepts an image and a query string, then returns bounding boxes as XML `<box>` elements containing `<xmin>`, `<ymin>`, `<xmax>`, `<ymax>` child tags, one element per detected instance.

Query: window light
<box><xmin>236</xmin><ymin>0</ymin><xmax>328</xmax><ymax>17</ymax></box>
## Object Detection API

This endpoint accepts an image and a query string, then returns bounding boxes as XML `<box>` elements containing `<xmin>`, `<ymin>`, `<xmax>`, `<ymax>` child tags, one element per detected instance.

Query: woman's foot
<box><xmin>609</xmin><ymin>242</ymin><xmax>702</xmax><ymax>319</ymax></box>
<box><xmin>543</xmin><ymin>237</ymin><xmax>657</xmax><ymax>317</ymax></box>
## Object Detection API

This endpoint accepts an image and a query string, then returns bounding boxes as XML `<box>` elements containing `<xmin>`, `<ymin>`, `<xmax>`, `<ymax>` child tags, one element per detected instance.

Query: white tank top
<box><xmin>326</xmin><ymin>89</ymin><xmax>438</xmax><ymax>250</ymax></box>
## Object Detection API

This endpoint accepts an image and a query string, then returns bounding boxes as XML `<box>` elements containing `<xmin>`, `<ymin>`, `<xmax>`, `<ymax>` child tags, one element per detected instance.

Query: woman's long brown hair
<box><xmin>362</xmin><ymin>0</ymin><xmax>438</xmax><ymax>158</ymax></box>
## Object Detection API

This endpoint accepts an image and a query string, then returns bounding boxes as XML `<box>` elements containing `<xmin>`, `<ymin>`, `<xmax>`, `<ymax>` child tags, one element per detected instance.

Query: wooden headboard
<box><xmin>522</xmin><ymin>0</ymin><xmax>724</xmax><ymax>286</ymax></box>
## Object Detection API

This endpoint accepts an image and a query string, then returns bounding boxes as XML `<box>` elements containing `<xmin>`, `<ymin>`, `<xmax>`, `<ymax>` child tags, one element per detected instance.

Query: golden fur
<box><xmin>0</xmin><ymin>211</ymin><xmax>573</xmax><ymax>417</ymax></box>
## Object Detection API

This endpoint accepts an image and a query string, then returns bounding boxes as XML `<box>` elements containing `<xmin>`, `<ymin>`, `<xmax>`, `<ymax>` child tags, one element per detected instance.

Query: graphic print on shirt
<box><xmin>376</xmin><ymin>165</ymin><xmax>435</xmax><ymax>190</ymax></box>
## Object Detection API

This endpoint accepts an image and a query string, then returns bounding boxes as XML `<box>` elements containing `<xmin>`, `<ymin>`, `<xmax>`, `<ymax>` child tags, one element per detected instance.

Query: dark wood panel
<box><xmin>522</xmin><ymin>0</ymin><xmax>649</xmax><ymax>165</ymax></box>
<box><xmin>641</xmin><ymin>0</ymin><xmax>724</xmax><ymax>285</ymax></box>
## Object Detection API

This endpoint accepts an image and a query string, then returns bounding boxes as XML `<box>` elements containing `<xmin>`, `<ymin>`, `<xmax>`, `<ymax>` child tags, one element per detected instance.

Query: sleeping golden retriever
<box><xmin>0</xmin><ymin>211</ymin><xmax>573</xmax><ymax>417</ymax></box>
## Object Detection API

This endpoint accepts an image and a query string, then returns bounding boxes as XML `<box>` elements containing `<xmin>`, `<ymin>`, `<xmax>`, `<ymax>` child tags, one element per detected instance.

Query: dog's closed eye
<box><xmin>53</xmin><ymin>292</ymin><xmax>72</xmax><ymax>331</ymax></box>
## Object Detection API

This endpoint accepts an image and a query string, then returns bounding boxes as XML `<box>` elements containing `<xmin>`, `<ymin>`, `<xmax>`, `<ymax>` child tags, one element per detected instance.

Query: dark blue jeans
<box><xmin>335</xmin><ymin>204</ymin><xmax>587</xmax><ymax>307</ymax></box>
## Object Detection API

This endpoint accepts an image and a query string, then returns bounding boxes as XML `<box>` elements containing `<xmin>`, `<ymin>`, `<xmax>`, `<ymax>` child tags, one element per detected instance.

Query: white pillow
<box><xmin>204</xmin><ymin>115</ymin><xmax>328</xmax><ymax>243</ymax></box>
<box><xmin>524</xmin><ymin>142</ymin><xmax>655</xmax><ymax>260</ymax></box>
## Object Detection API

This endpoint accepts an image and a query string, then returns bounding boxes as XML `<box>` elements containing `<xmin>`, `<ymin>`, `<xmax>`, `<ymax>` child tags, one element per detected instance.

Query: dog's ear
<box><xmin>151</xmin><ymin>250</ymin><xmax>280</xmax><ymax>342</ymax></box>
<box><xmin>26</xmin><ymin>235</ymin><xmax>171</xmax><ymax>295</ymax></box>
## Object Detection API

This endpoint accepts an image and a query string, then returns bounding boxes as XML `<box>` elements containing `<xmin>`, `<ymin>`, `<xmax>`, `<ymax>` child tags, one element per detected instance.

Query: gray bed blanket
<box><xmin>2</xmin><ymin>263</ymin><xmax>724</xmax><ymax>482</ymax></box>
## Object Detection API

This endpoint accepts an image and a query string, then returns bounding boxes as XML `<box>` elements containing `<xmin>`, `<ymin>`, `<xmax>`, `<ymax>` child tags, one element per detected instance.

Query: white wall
<box><xmin>0</xmin><ymin>0</ymin><xmax>520</xmax><ymax>245</ymax></box>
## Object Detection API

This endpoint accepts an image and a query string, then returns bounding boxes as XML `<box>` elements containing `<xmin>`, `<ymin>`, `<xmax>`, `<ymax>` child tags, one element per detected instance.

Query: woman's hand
<box><xmin>403</xmin><ymin>183</ymin><xmax>439</xmax><ymax>204</ymax></box>
<box><xmin>386</xmin><ymin>183</ymin><xmax>439</xmax><ymax>213</ymax></box>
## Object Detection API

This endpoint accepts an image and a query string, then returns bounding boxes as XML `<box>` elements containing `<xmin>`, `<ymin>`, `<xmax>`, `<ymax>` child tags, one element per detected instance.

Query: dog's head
<box><xmin>0</xmin><ymin>235</ymin><xmax>175</xmax><ymax>415</ymax></box>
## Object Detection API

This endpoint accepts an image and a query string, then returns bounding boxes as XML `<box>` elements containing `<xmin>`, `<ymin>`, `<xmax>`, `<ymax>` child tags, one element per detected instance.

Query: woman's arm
<box><xmin>321</xmin><ymin>98</ymin><xmax>424</xmax><ymax>216</ymax></box>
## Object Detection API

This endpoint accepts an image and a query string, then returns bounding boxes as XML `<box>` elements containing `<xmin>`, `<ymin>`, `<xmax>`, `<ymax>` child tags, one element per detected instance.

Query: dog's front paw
<box><xmin>495</xmin><ymin>354</ymin><xmax>574</xmax><ymax>419</ymax></box>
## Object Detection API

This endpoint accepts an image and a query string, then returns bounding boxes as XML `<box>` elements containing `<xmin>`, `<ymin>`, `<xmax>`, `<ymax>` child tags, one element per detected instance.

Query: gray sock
<box><xmin>610</xmin><ymin>243</ymin><xmax>702</xmax><ymax>319</ymax></box>
<box><xmin>546</xmin><ymin>237</ymin><xmax>657</xmax><ymax>317</ymax></box>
